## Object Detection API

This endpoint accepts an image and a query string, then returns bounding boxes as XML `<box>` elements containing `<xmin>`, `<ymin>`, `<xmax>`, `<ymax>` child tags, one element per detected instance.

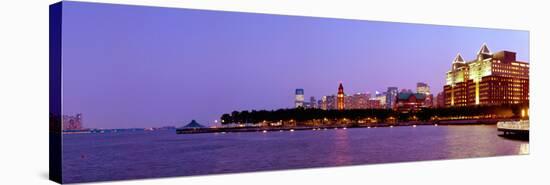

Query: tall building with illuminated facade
<box><xmin>325</xmin><ymin>95</ymin><xmax>336</xmax><ymax>110</ymax></box>
<box><xmin>386</xmin><ymin>87</ymin><xmax>398</xmax><ymax>109</ymax></box>
<box><xmin>444</xmin><ymin>43</ymin><xmax>529</xmax><ymax>107</ymax></box>
<box><xmin>309</xmin><ymin>96</ymin><xmax>316</xmax><ymax>108</ymax></box>
<box><xmin>416</xmin><ymin>82</ymin><xmax>431</xmax><ymax>95</ymax></box>
<box><xmin>337</xmin><ymin>83</ymin><xmax>345</xmax><ymax>110</ymax></box>
<box><xmin>346</xmin><ymin>93</ymin><xmax>370</xmax><ymax>109</ymax></box>
<box><xmin>416</xmin><ymin>82</ymin><xmax>433</xmax><ymax>107</ymax></box>
<box><xmin>295</xmin><ymin>88</ymin><xmax>305</xmax><ymax>108</ymax></box>
<box><xmin>372</xmin><ymin>91</ymin><xmax>387</xmax><ymax>109</ymax></box>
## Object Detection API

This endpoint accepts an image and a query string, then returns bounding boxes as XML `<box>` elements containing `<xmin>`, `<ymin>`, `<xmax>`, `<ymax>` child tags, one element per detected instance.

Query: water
<box><xmin>62</xmin><ymin>125</ymin><xmax>528</xmax><ymax>183</ymax></box>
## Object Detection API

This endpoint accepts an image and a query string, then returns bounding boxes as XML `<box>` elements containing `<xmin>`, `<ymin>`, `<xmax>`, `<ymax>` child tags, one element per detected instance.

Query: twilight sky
<box><xmin>61</xmin><ymin>1</ymin><xmax>529</xmax><ymax>128</ymax></box>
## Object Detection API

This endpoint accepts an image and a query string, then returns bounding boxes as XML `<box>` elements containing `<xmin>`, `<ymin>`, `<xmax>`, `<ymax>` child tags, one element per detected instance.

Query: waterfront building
<box><xmin>309</xmin><ymin>96</ymin><xmax>316</xmax><ymax>109</ymax></box>
<box><xmin>346</xmin><ymin>93</ymin><xmax>370</xmax><ymax>109</ymax></box>
<box><xmin>444</xmin><ymin>43</ymin><xmax>529</xmax><ymax>107</ymax></box>
<box><xmin>435</xmin><ymin>92</ymin><xmax>445</xmax><ymax>108</ymax></box>
<box><xmin>386</xmin><ymin>87</ymin><xmax>399</xmax><ymax>109</ymax></box>
<box><xmin>62</xmin><ymin>113</ymin><xmax>83</xmax><ymax>130</ymax></box>
<box><xmin>367</xmin><ymin>99</ymin><xmax>382</xmax><ymax>109</ymax></box>
<box><xmin>396</xmin><ymin>92</ymin><xmax>427</xmax><ymax>113</ymax></box>
<box><xmin>374</xmin><ymin>91</ymin><xmax>387</xmax><ymax>108</ymax></box>
<box><xmin>425</xmin><ymin>94</ymin><xmax>434</xmax><ymax>108</ymax></box>
<box><xmin>337</xmin><ymin>83</ymin><xmax>345</xmax><ymax>110</ymax></box>
<box><xmin>325</xmin><ymin>95</ymin><xmax>337</xmax><ymax>110</ymax></box>
<box><xmin>416</xmin><ymin>83</ymin><xmax>432</xmax><ymax>107</ymax></box>
<box><xmin>417</xmin><ymin>82</ymin><xmax>431</xmax><ymax>95</ymax></box>
<box><xmin>295</xmin><ymin>88</ymin><xmax>305</xmax><ymax>108</ymax></box>
<box><xmin>321</xmin><ymin>96</ymin><xmax>328</xmax><ymax>110</ymax></box>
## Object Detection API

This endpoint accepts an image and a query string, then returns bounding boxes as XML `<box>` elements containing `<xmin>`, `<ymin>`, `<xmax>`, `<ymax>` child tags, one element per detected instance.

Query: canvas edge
<box><xmin>49</xmin><ymin>1</ymin><xmax>63</xmax><ymax>184</ymax></box>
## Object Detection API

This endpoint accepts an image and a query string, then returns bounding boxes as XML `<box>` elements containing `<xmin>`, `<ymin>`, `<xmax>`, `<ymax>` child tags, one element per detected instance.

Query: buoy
<box><xmin>290</xmin><ymin>129</ymin><xmax>295</xmax><ymax>132</ymax></box>
<box><xmin>262</xmin><ymin>130</ymin><xmax>267</xmax><ymax>133</ymax></box>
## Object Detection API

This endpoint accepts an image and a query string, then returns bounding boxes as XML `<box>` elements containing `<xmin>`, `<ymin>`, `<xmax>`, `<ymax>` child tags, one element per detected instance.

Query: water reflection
<box><xmin>443</xmin><ymin>125</ymin><xmax>528</xmax><ymax>158</ymax></box>
<box><xmin>63</xmin><ymin>126</ymin><xmax>528</xmax><ymax>183</ymax></box>
<box><xmin>328</xmin><ymin>129</ymin><xmax>352</xmax><ymax>165</ymax></box>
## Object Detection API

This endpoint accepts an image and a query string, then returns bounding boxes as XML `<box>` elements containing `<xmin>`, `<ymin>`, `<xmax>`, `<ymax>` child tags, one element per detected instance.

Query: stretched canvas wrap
<box><xmin>49</xmin><ymin>1</ymin><xmax>530</xmax><ymax>184</ymax></box>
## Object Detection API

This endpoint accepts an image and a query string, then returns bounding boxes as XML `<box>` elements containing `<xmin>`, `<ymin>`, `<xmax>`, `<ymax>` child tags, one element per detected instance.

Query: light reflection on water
<box><xmin>443</xmin><ymin>125</ymin><xmax>512</xmax><ymax>158</ymax></box>
<box><xmin>328</xmin><ymin>129</ymin><xmax>352</xmax><ymax>165</ymax></box>
<box><xmin>62</xmin><ymin>125</ymin><xmax>528</xmax><ymax>183</ymax></box>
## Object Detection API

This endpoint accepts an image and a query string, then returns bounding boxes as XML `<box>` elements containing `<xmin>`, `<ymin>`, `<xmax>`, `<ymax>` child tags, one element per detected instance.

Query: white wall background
<box><xmin>0</xmin><ymin>0</ymin><xmax>548</xmax><ymax>184</ymax></box>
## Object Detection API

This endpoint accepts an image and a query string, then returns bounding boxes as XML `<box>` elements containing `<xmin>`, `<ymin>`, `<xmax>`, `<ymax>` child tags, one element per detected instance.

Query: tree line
<box><xmin>220</xmin><ymin>103</ymin><xmax>528</xmax><ymax>125</ymax></box>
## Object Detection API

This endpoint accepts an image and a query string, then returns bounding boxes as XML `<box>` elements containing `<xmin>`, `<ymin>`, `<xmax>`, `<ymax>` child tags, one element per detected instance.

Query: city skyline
<box><xmin>61</xmin><ymin>2</ymin><xmax>529</xmax><ymax>128</ymax></box>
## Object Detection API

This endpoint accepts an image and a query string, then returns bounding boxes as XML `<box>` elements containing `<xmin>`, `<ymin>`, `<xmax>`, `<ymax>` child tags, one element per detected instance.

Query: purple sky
<box><xmin>61</xmin><ymin>2</ymin><xmax>529</xmax><ymax>128</ymax></box>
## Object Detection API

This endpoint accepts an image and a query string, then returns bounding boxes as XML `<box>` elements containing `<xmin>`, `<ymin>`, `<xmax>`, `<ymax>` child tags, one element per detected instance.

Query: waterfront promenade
<box><xmin>176</xmin><ymin>118</ymin><xmax>514</xmax><ymax>134</ymax></box>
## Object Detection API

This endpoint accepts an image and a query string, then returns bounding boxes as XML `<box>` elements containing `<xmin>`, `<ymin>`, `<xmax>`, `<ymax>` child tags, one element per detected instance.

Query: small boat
<box><xmin>497</xmin><ymin>120</ymin><xmax>529</xmax><ymax>136</ymax></box>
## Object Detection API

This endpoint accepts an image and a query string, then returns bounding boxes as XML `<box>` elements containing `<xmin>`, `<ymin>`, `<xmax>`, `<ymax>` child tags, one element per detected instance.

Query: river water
<box><xmin>62</xmin><ymin>125</ymin><xmax>528</xmax><ymax>183</ymax></box>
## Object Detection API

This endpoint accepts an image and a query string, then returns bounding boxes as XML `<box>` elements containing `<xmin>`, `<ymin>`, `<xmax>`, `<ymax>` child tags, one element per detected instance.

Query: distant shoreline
<box><xmin>176</xmin><ymin>119</ymin><xmax>512</xmax><ymax>134</ymax></box>
<box><xmin>60</xmin><ymin>119</ymin><xmax>521</xmax><ymax>135</ymax></box>
<box><xmin>61</xmin><ymin>127</ymin><xmax>176</xmax><ymax>134</ymax></box>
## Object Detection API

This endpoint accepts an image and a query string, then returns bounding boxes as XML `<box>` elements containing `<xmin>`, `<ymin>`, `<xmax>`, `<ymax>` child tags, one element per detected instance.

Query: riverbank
<box><xmin>176</xmin><ymin>119</ymin><xmax>512</xmax><ymax>134</ymax></box>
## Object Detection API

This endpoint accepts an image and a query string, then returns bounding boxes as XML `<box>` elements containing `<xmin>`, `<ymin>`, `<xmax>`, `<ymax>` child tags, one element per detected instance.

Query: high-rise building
<box><xmin>346</xmin><ymin>93</ymin><xmax>370</xmax><ymax>109</ymax></box>
<box><xmin>345</xmin><ymin>94</ymin><xmax>353</xmax><ymax>109</ymax></box>
<box><xmin>321</xmin><ymin>96</ymin><xmax>328</xmax><ymax>110</ymax></box>
<box><xmin>337</xmin><ymin>83</ymin><xmax>345</xmax><ymax>110</ymax></box>
<box><xmin>416</xmin><ymin>82</ymin><xmax>432</xmax><ymax>107</ymax></box>
<box><xmin>444</xmin><ymin>43</ymin><xmax>529</xmax><ymax>107</ymax></box>
<box><xmin>309</xmin><ymin>96</ymin><xmax>316</xmax><ymax>109</ymax></box>
<box><xmin>367</xmin><ymin>99</ymin><xmax>382</xmax><ymax>109</ymax></box>
<box><xmin>386</xmin><ymin>87</ymin><xmax>399</xmax><ymax>109</ymax></box>
<box><xmin>372</xmin><ymin>91</ymin><xmax>387</xmax><ymax>109</ymax></box>
<box><xmin>435</xmin><ymin>92</ymin><xmax>445</xmax><ymax>108</ymax></box>
<box><xmin>417</xmin><ymin>82</ymin><xmax>431</xmax><ymax>95</ymax></box>
<box><xmin>325</xmin><ymin>95</ymin><xmax>336</xmax><ymax>110</ymax></box>
<box><xmin>295</xmin><ymin>88</ymin><xmax>305</xmax><ymax>108</ymax></box>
